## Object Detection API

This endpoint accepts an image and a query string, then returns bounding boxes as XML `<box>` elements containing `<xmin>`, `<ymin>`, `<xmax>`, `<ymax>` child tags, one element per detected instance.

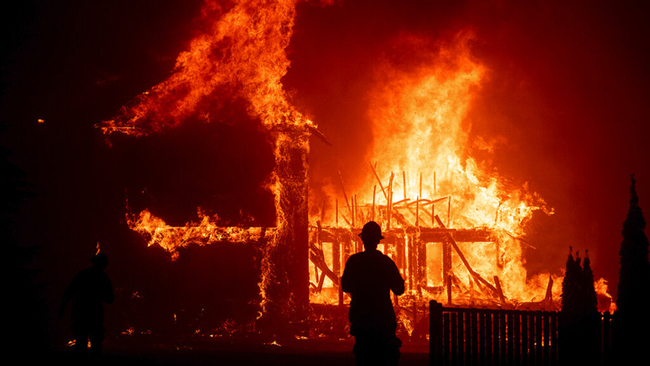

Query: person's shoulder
<box><xmin>345</xmin><ymin>251</ymin><xmax>374</xmax><ymax>266</ymax></box>
<box><xmin>346</xmin><ymin>252</ymin><xmax>364</xmax><ymax>262</ymax></box>
<box><xmin>378</xmin><ymin>252</ymin><xmax>397</xmax><ymax>265</ymax></box>
<box><xmin>75</xmin><ymin>267</ymin><xmax>92</xmax><ymax>277</ymax></box>
<box><xmin>363</xmin><ymin>250</ymin><xmax>394</xmax><ymax>264</ymax></box>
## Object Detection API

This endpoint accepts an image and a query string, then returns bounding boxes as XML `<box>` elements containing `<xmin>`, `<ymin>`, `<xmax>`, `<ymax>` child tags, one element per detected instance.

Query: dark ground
<box><xmin>39</xmin><ymin>337</ymin><xmax>429</xmax><ymax>366</ymax></box>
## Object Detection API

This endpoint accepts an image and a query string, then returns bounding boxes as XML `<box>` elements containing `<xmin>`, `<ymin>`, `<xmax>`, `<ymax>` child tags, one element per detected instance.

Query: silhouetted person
<box><xmin>342</xmin><ymin>221</ymin><xmax>405</xmax><ymax>366</ymax></box>
<box><xmin>59</xmin><ymin>252</ymin><xmax>114</xmax><ymax>357</ymax></box>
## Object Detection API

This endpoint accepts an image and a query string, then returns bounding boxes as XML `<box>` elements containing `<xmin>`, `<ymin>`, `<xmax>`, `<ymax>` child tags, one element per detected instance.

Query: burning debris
<box><xmin>309</xmin><ymin>170</ymin><xmax>558</xmax><ymax>312</ymax></box>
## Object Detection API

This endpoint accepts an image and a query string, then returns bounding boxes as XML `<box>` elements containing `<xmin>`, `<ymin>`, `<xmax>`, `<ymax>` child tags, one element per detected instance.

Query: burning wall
<box><xmin>100</xmin><ymin>0</ymin><xmax>314</xmax><ymax>326</ymax></box>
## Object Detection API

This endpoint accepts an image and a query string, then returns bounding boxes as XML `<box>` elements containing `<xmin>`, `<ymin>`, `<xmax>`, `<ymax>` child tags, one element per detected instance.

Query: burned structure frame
<box><xmin>307</xmin><ymin>165</ymin><xmax>517</xmax><ymax>311</ymax></box>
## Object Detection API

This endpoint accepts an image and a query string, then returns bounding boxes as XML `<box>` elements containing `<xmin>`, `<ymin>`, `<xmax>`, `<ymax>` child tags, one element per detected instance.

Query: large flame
<box><xmin>101</xmin><ymin>0</ymin><xmax>311</xmax><ymax>135</ymax></box>
<box><xmin>101</xmin><ymin>0</ymin><xmax>310</xmax><ymax>248</ymax></box>
<box><xmin>311</xmin><ymin>31</ymin><xmax>560</xmax><ymax>308</ymax></box>
<box><xmin>330</xmin><ymin>31</ymin><xmax>549</xmax><ymax>233</ymax></box>
<box><xmin>99</xmin><ymin>0</ymin><xmax>313</xmax><ymax>320</ymax></box>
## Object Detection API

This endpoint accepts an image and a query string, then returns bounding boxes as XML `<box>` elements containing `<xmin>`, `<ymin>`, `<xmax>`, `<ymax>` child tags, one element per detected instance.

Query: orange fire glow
<box><xmin>99</xmin><ymin>0</ymin><xmax>611</xmax><ymax>317</ymax></box>
<box><xmin>100</xmin><ymin>0</ymin><xmax>312</xmax><ymax>136</ymax></box>
<box><xmin>309</xmin><ymin>30</ymin><xmax>564</xmax><ymax>310</ymax></box>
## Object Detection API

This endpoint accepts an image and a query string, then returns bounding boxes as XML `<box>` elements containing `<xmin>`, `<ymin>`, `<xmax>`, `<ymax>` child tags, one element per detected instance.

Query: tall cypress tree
<box><xmin>581</xmin><ymin>251</ymin><xmax>598</xmax><ymax>315</ymax></box>
<box><xmin>581</xmin><ymin>251</ymin><xmax>601</xmax><ymax>365</ymax></box>
<box><xmin>615</xmin><ymin>174</ymin><xmax>650</xmax><ymax>363</ymax></box>
<box><xmin>561</xmin><ymin>247</ymin><xmax>580</xmax><ymax>316</ymax></box>
<box><xmin>560</xmin><ymin>248</ymin><xmax>579</xmax><ymax>366</ymax></box>
<box><xmin>561</xmin><ymin>248</ymin><xmax>601</xmax><ymax>365</ymax></box>
<box><xmin>617</xmin><ymin>174</ymin><xmax>650</xmax><ymax>313</ymax></box>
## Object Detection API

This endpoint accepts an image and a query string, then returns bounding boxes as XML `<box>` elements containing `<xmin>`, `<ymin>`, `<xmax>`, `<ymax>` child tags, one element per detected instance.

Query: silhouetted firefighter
<box><xmin>342</xmin><ymin>221</ymin><xmax>405</xmax><ymax>366</ymax></box>
<box><xmin>615</xmin><ymin>174</ymin><xmax>650</xmax><ymax>364</ymax></box>
<box><xmin>59</xmin><ymin>252</ymin><xmax>114</xmax><ymax>357</ymax></box>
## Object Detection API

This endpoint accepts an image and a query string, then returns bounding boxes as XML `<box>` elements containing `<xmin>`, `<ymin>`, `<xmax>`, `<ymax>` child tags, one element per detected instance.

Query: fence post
<box><xmin>430</xmin><ymin>300</ymin><xmax>443</xmax><ymax>366</ymax></box>
<box><xmin>550</xmin><ymin>312</ymin><xmax>558</xmax><ymax>366</ymax></box>
<box><xmin>603</xmin><ymin>311</ymin><xmax>611</xmax><ymax>366</ymax></box>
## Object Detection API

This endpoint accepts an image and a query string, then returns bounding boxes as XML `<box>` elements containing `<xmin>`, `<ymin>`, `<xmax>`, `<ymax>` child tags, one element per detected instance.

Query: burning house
<box><xmin>98</xmin><ymin>0</ymin><xmax>571</xmax><ymax>337</ymax></box>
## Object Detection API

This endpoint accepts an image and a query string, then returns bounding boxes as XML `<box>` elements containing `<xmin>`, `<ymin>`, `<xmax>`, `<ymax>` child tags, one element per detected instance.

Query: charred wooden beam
<box><xmin>407</xmin><ymin>232</ymin><xmax>414</xmax><ymax>292</ymax></box>
<box><xmin>544</xmin><ymin>277</ymin><xmax>554</xmax><ymax>304</ymax></box>
<box><xmin>309</xmin><ymin>243</ymin><xmax>339</xmax><ymax>288</ymax></box>
<box><xmin>417</xmin><ymin>230</ymin><xmax>427</xmax><ymax>295</ymax></box>
<box><xmin>370</xmin><ymin>162</ymin><xmax>389</xmax><ymax>202</ymax></box>
<box><xmin>332</xmin><ymin>236</ymin><xmax>341</xmax><ymax>277</ymax></box>
<box><xmin>435</xmin><ymin>215</ymin><xmax>502</xmax><ymax>300</ymax></box>
<box><xmin>418</xmin><ymin>228</ymin><xmax>492</xmax><ymax>243</ymax></box>
<box><xmin>337</xmin><ymin>170</ymin><xmax>353</xmax><ymax>227</ymax></box>
<box><xmin>306</xmin><ymin>124</ymin><xmax>332</xmax><ymax>146</ymax></box>
<box><xmin>387</xmin><ymin>172</ymin><xmax>394</xmax><ymax>230</ymax></box>
<box><xmin>494</xmin><ymin>276</ymin><xmax>507</xmax><ymax>304</ymax></box>
<box><xmin>504</xmin><ymin>230</ymin><xmax>537</xmax><ymax>249</ymax></box>
<box><xmin>443</xmin><ymin>237</ymin><xmax>452</xmax><ymax>301</ymax></box>
<box><xmin>316</xmin><ymin>226</ymin><xmax>492</xmax><ymax>244</ymax></box>
<box><xmin>447</xmin><ymin>274</ymin><xmax>452</xmax><ymax>305</ymax></box>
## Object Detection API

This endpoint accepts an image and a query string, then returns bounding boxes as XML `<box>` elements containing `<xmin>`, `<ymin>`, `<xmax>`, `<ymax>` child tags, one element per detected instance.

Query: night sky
<box><xmin>2</xmin><ymin>0</ymin><xmax>649</xmax><ymax>344</ymax></box>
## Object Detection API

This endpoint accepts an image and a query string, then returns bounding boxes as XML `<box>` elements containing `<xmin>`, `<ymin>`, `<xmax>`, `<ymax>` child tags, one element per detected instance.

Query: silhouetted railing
<box><xmin>429</xmin><ymin>301</ymin><xmax>560</xmax><ymax>366</ymax></box>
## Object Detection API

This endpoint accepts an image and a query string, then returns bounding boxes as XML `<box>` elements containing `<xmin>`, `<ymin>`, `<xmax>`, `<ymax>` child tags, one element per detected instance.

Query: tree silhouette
<box><xmin>615</xmin><ymin>174</ymin><xmax>650</xmax><ymax>363</ymax></box>
<box><xmin>616</xmin><ymin>174</ymin><xmax>650</xmax><ymax>313</ymax></box>
<box><xmin>0</xmin><ymin>144</ymin><xmax>46</xmax><ymax>359</ymax></box>
<box><xmin>560</xmin><ymin>248</ymin><xmax>600</xmax><ymax>366</ymax></box>
<box><xmin>561</xmin><ymin>247</ymin><xmax>580</xmax><ymax>316</ymax></box>
<box><xmin>581</xmin><ymin>252</ymin><xmax>598</xmax><ymax>315</ymax></box>
<box><xmin>580</xmin><ymin>251</ymin><xmax>600</xmax><ymax>365</ymax></box>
